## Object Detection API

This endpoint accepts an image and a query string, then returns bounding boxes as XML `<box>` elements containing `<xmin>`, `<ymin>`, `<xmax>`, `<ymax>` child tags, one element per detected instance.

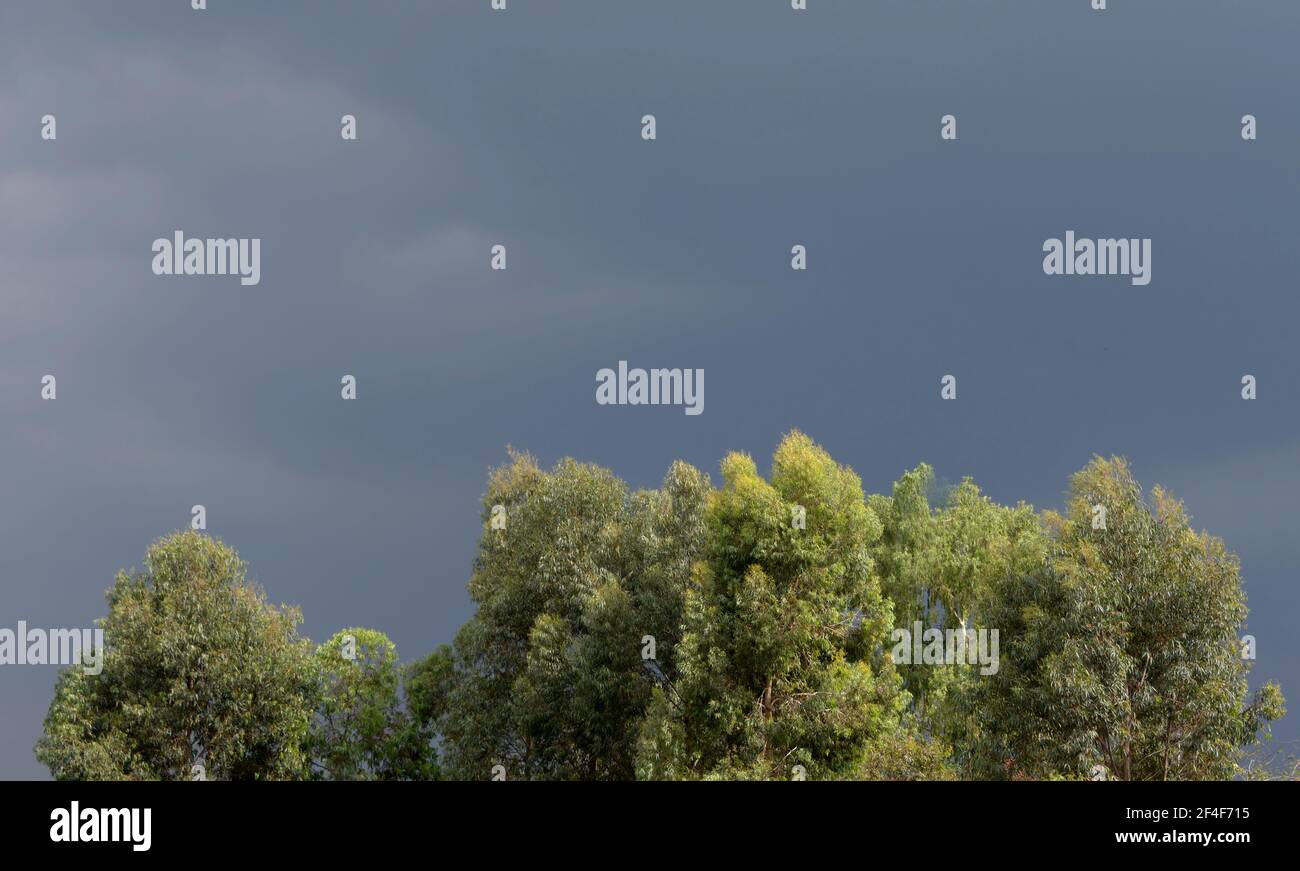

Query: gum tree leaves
<box><xmin>36</xmin><ymin>532</ymin><xmax>316</xmax><ymax>780</ymax></box>
<box><xmin>969</xmin><ymin>457</ymin><xmax>1284</xmax><ymax>780</ymax></box>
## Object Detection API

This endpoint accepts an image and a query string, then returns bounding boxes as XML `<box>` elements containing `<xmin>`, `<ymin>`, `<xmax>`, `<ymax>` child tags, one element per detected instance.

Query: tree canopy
<box><xmin>37</xmin><ymin>532</ymin><xmax>316</xmax><ymax>780</ymax></box>
<box><xmin>38</xmin><ymin>439</ymin><xmax>1286</xmax><ymax>780</ymax></box>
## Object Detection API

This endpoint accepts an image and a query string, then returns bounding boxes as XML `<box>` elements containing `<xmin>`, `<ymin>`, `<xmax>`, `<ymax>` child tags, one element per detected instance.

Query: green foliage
<box><xmin>871</xmin><ymin>466</ymin><xmax>1047</xmax><ymax>762</ymax></box>
<box><xmin>35</xmin><ymin>531</ymin><xmax>316</xmax><ymax>780</ymax></box>
<box><xmin>307</xmin><ymin>628</ymin><xmax>438</xmax><ymax>780</ymax></box>
<box><xmin>38</xmin><ymin>446</ymin><xmax>1284</xmax><ymax>782</ymax></box>
<box><xmin>857</xmin><ymin>730</ymin><xmax>958</xmax><ymax>781</ymax></box>
<box><xmin>635</xmin><ymin>431</ymin><xmax>907</xmax><ymax>780</ymax></box>
<box><xmin>427</xmin><ymin>450</ymin><xmax>710</xmax><ymax>780</ymax></box>
<box><xmin>969</xmin><ymin>457</ymin><xmax>1284</xmax><ymax>780</ymax></box>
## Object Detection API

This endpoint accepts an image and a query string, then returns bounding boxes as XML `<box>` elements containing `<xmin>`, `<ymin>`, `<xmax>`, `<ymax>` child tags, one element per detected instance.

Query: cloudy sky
<box><xmin>2</xmin><ymin>1</ymin><xmax>1297</xmax><ymax>778</ymax></box>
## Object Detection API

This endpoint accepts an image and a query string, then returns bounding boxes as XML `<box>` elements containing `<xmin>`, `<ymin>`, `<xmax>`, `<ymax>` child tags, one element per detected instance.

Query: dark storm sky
<box><xmin>2</xmin><ymin>0</ymin><xmax>1297</xmax><ymax>778</ymax></box>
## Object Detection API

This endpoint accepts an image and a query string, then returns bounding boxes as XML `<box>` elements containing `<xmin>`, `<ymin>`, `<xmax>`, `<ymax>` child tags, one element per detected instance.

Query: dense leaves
<box><xmin>38</xmin><ymin>443</ymin><xmax>1285</xmax><ymax>780</ymax></box>
<box><xmin>635</xmin><ymin>433</ymin><xmax>905</xmax><ymax>779</ymax></box>
<box><xmin>418</xmin><ymin>450</ymin><xmax>710</xmax><ymax>780</ymax></box>
<box><xmin>967</xmin><ymin>458</ymin><xmax>1284</xmax><ymax>780</ymax></box>
<box><xmin>307</xmin><ymin>628</ymin><xmax>438</xmax><ymax>780</ymax></box>
<box><xmin>36</xmin><ymin>532</ymin><xmax>316</xmax><ymax>780</ymax></box>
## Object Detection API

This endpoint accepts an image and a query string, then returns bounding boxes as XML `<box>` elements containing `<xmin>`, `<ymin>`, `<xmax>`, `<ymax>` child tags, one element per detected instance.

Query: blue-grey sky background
<box><xmin>2</xmin><ymin>0</ymin><xmax>1297</xmax><ymax>778</ymax></box>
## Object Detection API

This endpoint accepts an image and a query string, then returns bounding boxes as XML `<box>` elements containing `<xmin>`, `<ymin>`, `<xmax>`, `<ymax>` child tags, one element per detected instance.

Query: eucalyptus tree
<box><xmin>36</xmin><ymin>532</ymin><xmax>316</xmax><ymax>780</ymax></box>
<box><xmin>870</xmin><ymin>466</ymin><xmax>1046</xmax><ymax>759</ymax></box>
<box><xmin>970</xmin><ymin>457</ymin><xmax>1284</xmax><ymax>780</ymax></box>
<box><xmin>307</xmin><ymin>628</ymin><xmax>438</xmax><ymax>780</ymax></box>
<box><xmin>636</xmin><ymin>432</ymin><xmax>912</xmax><ymax>780</ymax></box>
<box><xmin>425</xmin><ymin>450</ymin><xmax>710</xmax><ymax>780</ymax></box>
